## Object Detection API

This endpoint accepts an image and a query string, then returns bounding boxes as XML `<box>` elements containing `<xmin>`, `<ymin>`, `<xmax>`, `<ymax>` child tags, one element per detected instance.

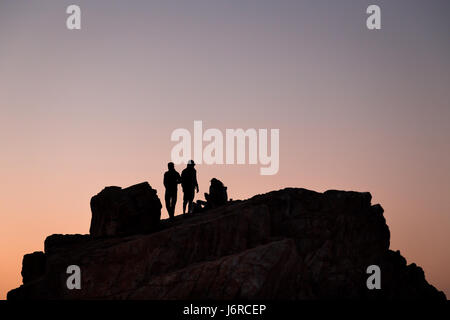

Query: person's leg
<box><xmin>183</xmin><ymin>189</ymin><xmax>192</xmax><ymax>214</ymax></box>
<box><xmin>188</xmin><ymin>189</ymin><xmax>195</xmax><ymax>213</ymax></box>
<box><xmin>168</xmin><ymin>196</ymin><xmax>174</xmax><ymax>219</ymax></box>
<box><xmin>172</xmin><ymin>191</ymin><xmax>177</xmax><ymax>215</ymax></box>
<box><xmin>170</xmin><ymin>192</ymin><xmax>177</xmax><ymax>218</ymax></box>
<box><xmin>182</xmin><ymin>194</ymin><xmax>187</xmax><ymax>214</ymax></box>
<box><xmin>164</xmin><ymin>191</ymin><xmax>171</xmax><ymax>217</ymax></box>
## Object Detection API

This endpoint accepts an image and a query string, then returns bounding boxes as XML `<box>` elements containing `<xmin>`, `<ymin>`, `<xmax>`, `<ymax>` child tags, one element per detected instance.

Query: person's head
<box><xmin>168</xmin><ymin>162</ymin><xmax>175</xmax><ymax>170</ymax></box>
<box><xmin>211</xmin><ymin>178</ymin><xmax>223</xmax><ymax>187</ymax></box>
<box><xmin>187</xmin><ymin>160</ymin><xmax>195</xmax><ymax>168</ymax></box>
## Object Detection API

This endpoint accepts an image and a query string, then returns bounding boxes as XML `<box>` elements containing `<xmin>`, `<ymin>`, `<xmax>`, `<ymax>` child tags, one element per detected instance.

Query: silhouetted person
<box><xmin>204</xmin><ymin>178</ymin><xmax>228</xmax><ymax>209</ymax></box>
<box><xmin>181</xmin><ymin>160</ymin><xmax>199</xmax><ymax>214</ymax></box>
<box><xmin>163</xmin><ymin>162</ymin><xmax>180</xmax><ymax>219</ymax></box>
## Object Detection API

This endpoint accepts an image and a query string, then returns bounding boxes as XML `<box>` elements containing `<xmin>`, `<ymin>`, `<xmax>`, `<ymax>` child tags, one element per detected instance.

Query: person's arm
<box><xmin>163</xmin><ymin>172</ymin><xmax>168</xmax><ymax>188</ymax></box>
<box><xmin>194</xmin><ymin>171</ymin><xmax>199</xmax><ymax>192</ymax></box>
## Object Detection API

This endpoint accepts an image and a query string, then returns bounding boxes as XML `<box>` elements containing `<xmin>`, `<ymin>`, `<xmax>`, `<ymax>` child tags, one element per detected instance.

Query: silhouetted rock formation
<box><xmin>90</xmin><ymin>182</ymin><xmax>162</xmax><ymax>237</ymax></box>
<box><xmin>7</xmin><ymin>187</ymin><xmax>446</xmax><ymax>300</ymax></box>
<box><xmin>21</xmin><ymin>252</ymin><xmax>46</xmax><ymax>285</ymax></box>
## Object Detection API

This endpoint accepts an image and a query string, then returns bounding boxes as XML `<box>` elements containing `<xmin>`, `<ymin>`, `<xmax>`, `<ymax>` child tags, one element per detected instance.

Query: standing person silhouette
<box><xmin>181</xmin><ymin>160</ymin><xmax>199</xmax><ymax>214</ymax></box>
<box><xmin>163</xmin><ymin>162</ymin><xmax>181</xmax><ymax>219</ymax></box>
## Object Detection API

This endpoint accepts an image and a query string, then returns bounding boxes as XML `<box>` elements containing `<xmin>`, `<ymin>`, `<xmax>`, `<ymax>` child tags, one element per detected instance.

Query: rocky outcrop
<box><xmin>90</xmin><ymin>182</ymin><xmax>162</xmax><ymax>237</ymax></box>
<box><xmin>7</xmin><ymin>187</ymin><xmax>446</xmax><ymax>300</ymax></box>
<box><xmin>21</xmin><ymin>252</ymin><xmax>46</xmax><ymax>285</ymax></box>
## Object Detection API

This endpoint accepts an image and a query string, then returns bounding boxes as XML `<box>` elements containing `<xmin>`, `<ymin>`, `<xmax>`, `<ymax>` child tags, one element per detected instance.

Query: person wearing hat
<box><xmin>181</xmin><ymin>160</ymin><xmax>199</xmax><ymax>214</ymax></box>
<box><xmin>163</xmin><ymin>162</ymin><xmax>181</xmax><ymax>219</ymax></box>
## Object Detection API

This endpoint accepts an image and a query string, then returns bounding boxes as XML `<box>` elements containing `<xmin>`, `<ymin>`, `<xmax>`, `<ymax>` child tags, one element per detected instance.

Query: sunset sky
<box><xmin>1</xmin><ymin>0</ymin><xmax>449</xmax><ymax>299</ymax></box>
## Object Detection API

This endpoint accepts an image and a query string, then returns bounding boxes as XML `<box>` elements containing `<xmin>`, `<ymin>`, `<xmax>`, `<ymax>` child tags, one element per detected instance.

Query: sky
<box><xmin>0</xmin><ymin>0</ymin><xmax>449</xmax><ymax>299</ymax></box>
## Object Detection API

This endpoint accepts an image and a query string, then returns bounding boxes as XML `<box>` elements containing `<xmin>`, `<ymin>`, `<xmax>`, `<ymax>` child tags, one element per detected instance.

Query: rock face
<box><xmin>7</xmin><ymin>188</ymin><xmax>446</xmax><ymax>300</ymax></box>
<box><xmin>21</xmin><ymin>252</ymin><xmax>46</xmax><ymax>285</ymax></box>
<box><xmin>90</xmin><ymin>182</ymin><xmax>162</xmax><ymax>237</ymax></box>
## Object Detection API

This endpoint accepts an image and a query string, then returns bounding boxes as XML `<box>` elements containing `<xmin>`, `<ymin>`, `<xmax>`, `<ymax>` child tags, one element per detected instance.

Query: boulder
<box><xmin>89</xmin><ymin>182</ymin><xmax>162</xmax><ymax>237</ymax></box>
<box><xmin>21</xmin><ymin>251</ymin><xmax>46</xmax><ymax>284</ymax></box>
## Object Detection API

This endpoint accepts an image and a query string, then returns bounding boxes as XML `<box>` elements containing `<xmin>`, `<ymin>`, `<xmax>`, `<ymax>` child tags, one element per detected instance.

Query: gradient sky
<box><xmin>1</xmin><ymin>0</ymin><xmax>449</xmax><ymax>299</ymax></box>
